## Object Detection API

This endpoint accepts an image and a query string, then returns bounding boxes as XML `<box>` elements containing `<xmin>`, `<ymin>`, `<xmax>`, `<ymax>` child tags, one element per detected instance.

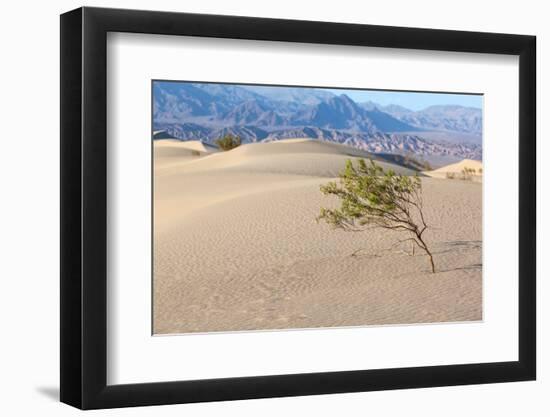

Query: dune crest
<box><xmin>154</xmin><ymin>139</ymin><xmax>219</xmax><ymax>169</ymax></box>
<box><xmin>155</xmin><ymin>138</ymin><xmax>415</xmax><ymax>177</ymax></box>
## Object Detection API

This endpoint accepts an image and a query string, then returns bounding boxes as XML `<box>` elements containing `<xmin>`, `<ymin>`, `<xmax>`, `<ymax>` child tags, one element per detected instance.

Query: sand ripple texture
<box><xmin>153</xmin><ymin>139</ymin><xmax>482</xmax><ymax>334</ymax></box>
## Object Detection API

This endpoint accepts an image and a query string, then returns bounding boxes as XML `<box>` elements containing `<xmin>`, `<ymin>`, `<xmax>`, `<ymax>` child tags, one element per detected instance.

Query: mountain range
<box><xmin>153</xmin><ymin>82</ymin><xmax>482</xmax><ymax>162</ymax></box>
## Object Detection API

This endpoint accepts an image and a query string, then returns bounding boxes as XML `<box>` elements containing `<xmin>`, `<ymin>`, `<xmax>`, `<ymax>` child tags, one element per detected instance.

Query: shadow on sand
<box><xmin>434</xmin><ymin>240</ymin><xmax>482</xmax><ymax>255</ymax></box>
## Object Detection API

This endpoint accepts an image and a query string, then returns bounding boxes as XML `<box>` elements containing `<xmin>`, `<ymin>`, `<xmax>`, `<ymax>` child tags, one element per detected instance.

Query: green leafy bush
<box><xmin>317</xmin><ymin>159</ymin><xmax>436</xmax><ymax>273</ymax></box>
<box><xmin>215</xmin><ymin>134</ymin><xmax>242</xmax><ymax>151</ymax></box>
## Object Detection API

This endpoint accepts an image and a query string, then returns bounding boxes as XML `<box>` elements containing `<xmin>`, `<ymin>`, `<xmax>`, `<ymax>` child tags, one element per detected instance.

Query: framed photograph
<box><xmin>60</xmin><ymin>7</ymin><xmax>536</xmax><ymax>409</ymax></box>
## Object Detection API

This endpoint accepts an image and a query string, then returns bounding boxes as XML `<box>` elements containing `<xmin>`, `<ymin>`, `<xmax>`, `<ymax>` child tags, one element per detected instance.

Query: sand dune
<box><xmin>424</xmin><ymin>159</ymin><xmax>483</xmax><ymax>180</ymax></box>
<box><xmin>153</xmin><ymin>139</ymin><xmax>482</xmax><ymax>334</ymax></box>
<box><xmin>154</xmin><ymin>139</ymin><xmax>414</xmax><ymax>233</ymax></box>
<box><xmin>154</xmin><ymin>139</ymin><xmax>219</xmax><ymax>169</ymax></box>
<box><xmin>157</xmin><ymin>138</ymin><xmax>415</xmax><ymax>177</ymax></box>
<box><xmin>176</xmin><ymin>140</ymin><xmax>219</xmax><ymax>154</ymax></box>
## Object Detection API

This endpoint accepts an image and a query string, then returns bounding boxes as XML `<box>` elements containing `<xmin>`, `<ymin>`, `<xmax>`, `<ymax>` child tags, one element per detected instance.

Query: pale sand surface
<box><xmin>154</xmin><ymin>139</ymin><xmax>219</xmax><ymax>170</ymax></box>
<box><xmin>154</xmin><ymin>139</ymin><xmax>482</xmax><ymax>334</ymax></box>
<box><xmin>424</xmin><ymin>158</ymin><xmax>483</xmax><ymax>181</ymax></box>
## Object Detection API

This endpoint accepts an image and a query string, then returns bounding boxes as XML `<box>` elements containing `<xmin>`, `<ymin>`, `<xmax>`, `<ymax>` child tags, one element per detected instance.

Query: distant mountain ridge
<box><xmin>154</xmin><ymin>125</ymin><xmax>481</xmax><ymax>161</ymax></box>
<box><xmin>153</xmin><ymin>82</ymin><xmax>482</xmax><ymax>161</ymax></box>
<box><xmin>379</xmin><ymin>104</ymin><xmax>483</xmax><ymax>136</ymax></box>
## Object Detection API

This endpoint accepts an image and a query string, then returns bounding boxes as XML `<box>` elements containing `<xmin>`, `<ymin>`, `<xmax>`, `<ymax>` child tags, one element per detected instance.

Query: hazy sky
<box><xmin>325</xmin><ymin>88</ymin><xmax>483</xmax><ymax>111</ymax></box>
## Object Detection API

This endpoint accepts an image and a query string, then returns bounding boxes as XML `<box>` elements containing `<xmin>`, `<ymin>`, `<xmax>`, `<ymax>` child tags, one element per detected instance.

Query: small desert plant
<box><xmin>215</xmin><ymin>134</ymin><xmax>242</xmax><ymax>151</ymax></box>
<box><xmin>191</xmin><ymin>150</ymin><xmax>201</xmax><ymax>156</ymax></box>
<box><xmin>461</xmin><ymin>167</ymin><xmax>476</xmax><ymax>180</ymax></box>
<box><xmin>446</xmin><ymin>172</ymin><xmax>456</xmax><ymax>179</ymax></box>
<box><xmin>317</xmin><ymin>159</ymin><xmax>436</xmax><ymax>273</ymax></box>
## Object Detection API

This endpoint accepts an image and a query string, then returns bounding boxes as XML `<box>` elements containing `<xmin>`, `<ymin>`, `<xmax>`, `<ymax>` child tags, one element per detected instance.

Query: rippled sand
<box><xmin>153</xmin><ymin>139</ymin><xmax>482</xmax><ymax>334</ymax></box>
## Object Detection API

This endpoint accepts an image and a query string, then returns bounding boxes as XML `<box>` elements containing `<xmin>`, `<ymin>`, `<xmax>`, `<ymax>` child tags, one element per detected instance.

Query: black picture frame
<box><xmin>60</xmin><ymin>6</ymin><xmax>536</xmax><ymax>410</ymax></box>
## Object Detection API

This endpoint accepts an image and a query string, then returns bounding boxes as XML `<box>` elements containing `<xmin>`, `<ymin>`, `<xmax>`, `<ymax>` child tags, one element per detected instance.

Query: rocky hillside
<box><xmin>153</xmin><ymin>82</ymin><xmax>482</xmax><ymax>161</ymax></box>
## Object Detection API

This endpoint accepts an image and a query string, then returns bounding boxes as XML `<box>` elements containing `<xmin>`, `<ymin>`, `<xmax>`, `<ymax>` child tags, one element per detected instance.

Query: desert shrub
<box><xmin>461</xmin><ymin>167</ymin><xmax>477</xmax><ymax>180</ymax></box>
<box><xmin>446</xmin><ymin>172</ymin><xmax>456</xmax><ymax>179</ymax></box>
<box><xmin>317</xmin><ymin>159</ymin><xmax>436</xmax><ymax>273</ymax></box>
<box><xmin>191</xmin><ymin>150</ymin><xmax>201</xmax><ymax>156</ymax></box>
<box><xmin>215</xmin><ymin>134</ymin><xmax>242</xmax><ymax>151</ymax></box>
